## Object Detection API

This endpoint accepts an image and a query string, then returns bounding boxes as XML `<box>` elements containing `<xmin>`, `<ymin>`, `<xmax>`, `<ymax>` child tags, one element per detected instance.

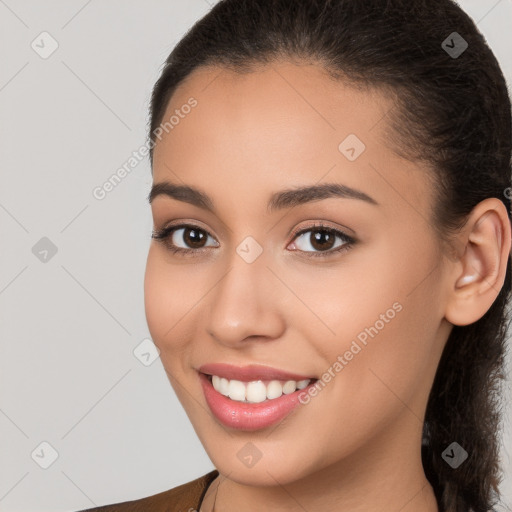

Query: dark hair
<box><xmin>147</xmin><ymin>1</ymin><xmax>512</xmax><ymax>511</ymax></box>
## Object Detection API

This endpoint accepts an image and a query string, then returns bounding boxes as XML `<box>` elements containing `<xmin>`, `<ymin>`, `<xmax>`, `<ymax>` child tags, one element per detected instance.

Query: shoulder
<box><xmin>74</xmin><ymin>469</ymin><xmax>219</xmax><ymax>512</ymax></box>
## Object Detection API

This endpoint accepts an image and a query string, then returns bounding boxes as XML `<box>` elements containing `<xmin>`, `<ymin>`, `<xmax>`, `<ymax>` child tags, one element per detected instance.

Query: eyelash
<box><xmin>151</xmin><ymin>222</ymin><xmax>356</xmax><ymax>259</ymax></box>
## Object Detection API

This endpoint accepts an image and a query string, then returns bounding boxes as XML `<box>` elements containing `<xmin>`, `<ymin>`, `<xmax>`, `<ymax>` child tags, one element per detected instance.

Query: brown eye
<box><xmin>152</xmin><ymin>224</ymin><xmax>219</xmax><ymax>254</ymax></box>
<box><xmin>290</xmin><ymin>225</ymin><xmax>355</xmax><ymax>258</ymax></box>
<box><xmin>307</xmin><ymin>230</ymin><xmax>336</xmax><ymax>251</ymax></box>
<box><xmin>176</xmin><ymin>226</ymin><xmax>208</xmax><ymax>248</ymax></box>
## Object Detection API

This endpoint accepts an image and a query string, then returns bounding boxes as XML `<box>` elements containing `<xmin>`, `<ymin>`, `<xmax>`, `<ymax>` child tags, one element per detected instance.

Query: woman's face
<box><xmin>144</xmin><ymin>61</ymin><xmax>453</xmax><ymax>486</ymax></box>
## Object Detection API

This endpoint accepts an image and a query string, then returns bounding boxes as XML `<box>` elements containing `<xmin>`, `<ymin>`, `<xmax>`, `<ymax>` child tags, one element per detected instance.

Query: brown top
<box><xmin>76</xmin><ymin>470</ymin><xmax>219</xmax><ymax>512</ymax></box>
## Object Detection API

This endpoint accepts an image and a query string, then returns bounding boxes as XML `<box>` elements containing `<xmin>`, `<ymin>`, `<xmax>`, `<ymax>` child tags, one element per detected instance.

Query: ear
<box><xmin>444</xmin><ymin>198</ymin><xmax>511</xmax><ymax>326</ymax></box>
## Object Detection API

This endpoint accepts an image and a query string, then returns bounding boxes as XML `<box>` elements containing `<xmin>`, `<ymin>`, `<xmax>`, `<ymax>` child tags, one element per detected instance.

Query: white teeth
<box><xmin>282</xmin><ymin>380</ymin><xmax>297</xmax><ymax>394</ymax></box>
<box><xmin>297</xmin><ymin>379</ymin><xmax>309</xmax><ymax>390</ymax></box>
<box><xmin>228</xmin><ymin>379</ymin><xmax>246</xmax><ymax>401</ymax></box>
<box><xmin>266</xmin><ymin>380</ymin><xmax>283</xmax><ymax>399</ymax></box>
<box><xmin>210</xmin><ymin>375</ymin><xmax>312</xmax><ymax>403</ymax></box>
<box><xmin>246</xmin><ymin>381</ymin><xmax>267</xmax><ymax>403</ymax></box>
<box><xmin>219</xmin><ymin>377</ymin><xmax>230</xmax><ymax>395</ymax></box>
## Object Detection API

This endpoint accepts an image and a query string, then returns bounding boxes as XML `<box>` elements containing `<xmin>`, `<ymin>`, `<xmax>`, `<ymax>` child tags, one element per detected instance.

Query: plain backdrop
<box><xmin>0</xmin><ymin>1</ymin><xmax>511</xmax><ymax>511</ymax></box>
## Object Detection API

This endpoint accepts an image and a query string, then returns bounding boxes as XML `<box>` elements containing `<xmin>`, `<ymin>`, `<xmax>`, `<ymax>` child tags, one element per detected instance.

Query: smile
<box><xmin>208</xmin><ymin>374</ymin><xmax>311</xmax><ymax>403</ymax></box>
<box><xmin>197</xmin><ymin>363</ymin><xmax>318</xmax><ymax>431</ymax></box>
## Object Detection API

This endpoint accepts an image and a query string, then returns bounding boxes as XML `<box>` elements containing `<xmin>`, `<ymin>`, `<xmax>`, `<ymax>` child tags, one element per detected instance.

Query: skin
<box><xmin>144</xmin><ymin>61</ymin><xmax>511</xmax><ymax>512</ymax></box>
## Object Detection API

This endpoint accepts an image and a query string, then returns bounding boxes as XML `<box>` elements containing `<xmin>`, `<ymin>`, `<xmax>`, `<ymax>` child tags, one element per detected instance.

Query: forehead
<box><xmin>156</xmin><ymin>61</ymin><xmax>393</xmax><ymax>156</ymax></box>
<box><xmin>151</xmin><ymin>61</ymin><xmax>434</xmax><ymax>221</ymax></box>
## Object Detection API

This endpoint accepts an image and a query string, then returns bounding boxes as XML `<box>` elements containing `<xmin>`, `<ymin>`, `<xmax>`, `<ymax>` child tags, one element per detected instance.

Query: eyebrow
<box><xmin>147</xmin><ymin>180</ymin><xmax>379</xmax><ymax>212</ymax></box>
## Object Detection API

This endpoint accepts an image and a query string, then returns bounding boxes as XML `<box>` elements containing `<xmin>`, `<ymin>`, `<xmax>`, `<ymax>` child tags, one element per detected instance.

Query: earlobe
<box><xmin>455</xmin><ymin>273</ymin><xmax>477</xmax><ymax>288</ymax></box>
<box><xmin>444</xmin><ymin>198</ymin><xmax>511</xmax><ymax>327</ymax></box>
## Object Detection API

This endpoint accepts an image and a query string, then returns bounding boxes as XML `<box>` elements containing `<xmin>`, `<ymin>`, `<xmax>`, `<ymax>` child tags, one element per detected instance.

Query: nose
<box><xmin>205</xmin><ymin>249</ymin><xmax>285</xmax><ymax>348</ymax></box>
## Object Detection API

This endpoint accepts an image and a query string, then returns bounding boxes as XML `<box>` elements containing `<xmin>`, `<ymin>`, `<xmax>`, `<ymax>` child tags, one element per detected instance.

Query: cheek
<box><xmin>309</xmin><ymin>233</ymin><xmax>441</xmax><ymax>357</ymax></box>
<box><xmin>144</xmin><ymin>250</ymin><xmax>206</xmax><ymax>410</ymax></box>
<box><xmin>143</xmin><ymin>248</ymin><xmax>200</xmax><ymax>355</ymax></box>
<box><xmin>286</xmin><ymin>241</ymin><xmax>440</xmax><ymax>400</ymax></box>
<box><xmin>283</xmin><ymin>272</ymin><xmax>439</xmax><ymax>465</ymax></box>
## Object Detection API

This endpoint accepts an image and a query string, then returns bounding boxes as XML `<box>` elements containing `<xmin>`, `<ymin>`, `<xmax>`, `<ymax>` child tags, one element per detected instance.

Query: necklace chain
<box><xmin>202</xmin><ymin>477</ymin><xmax>219</xmax><ymax>512</ymax></box>
<box><xmin>212</xmin><ymin>478</ymin><xmax>219</xmax><ymax>511</ymax></box>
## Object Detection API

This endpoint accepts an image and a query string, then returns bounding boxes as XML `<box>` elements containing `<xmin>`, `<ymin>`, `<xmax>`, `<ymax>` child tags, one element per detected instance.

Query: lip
<box><xmin>198</xmin><ymin>362</ymin><xmax>315</xmax><ymax>382</ymax></box>
<box><xmin>198</xmin><ymin>366</ymin><xmax>318</xmax><ymax>431</ymax></box>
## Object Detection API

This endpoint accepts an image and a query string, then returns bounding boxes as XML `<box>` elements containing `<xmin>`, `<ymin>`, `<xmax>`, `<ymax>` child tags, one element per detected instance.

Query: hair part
<box><xmin>147</xmin><ymin>1</ymin><xmax>512</xmax><ymax>511</ymax></box>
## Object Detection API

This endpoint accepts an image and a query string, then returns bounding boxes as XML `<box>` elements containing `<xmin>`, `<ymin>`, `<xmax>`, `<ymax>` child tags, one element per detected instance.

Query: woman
<box><xmin>78</xmin><ymin>0</ymin><xmax>512</xmax><ymax>511</ymax></box>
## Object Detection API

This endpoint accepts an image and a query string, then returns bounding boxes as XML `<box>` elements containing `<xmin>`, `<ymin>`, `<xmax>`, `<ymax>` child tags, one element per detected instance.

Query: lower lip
<box><xmin>199</xmin><ymin>372</ymin><xmax>316</xmax><ymax>431</ymax></box>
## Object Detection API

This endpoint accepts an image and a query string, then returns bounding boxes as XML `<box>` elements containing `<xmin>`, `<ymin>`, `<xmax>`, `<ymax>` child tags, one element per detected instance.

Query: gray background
<box><xmin>0</xmin><ymin>1</ymin><xmax>511</xmax><ymax>511</ymax></box>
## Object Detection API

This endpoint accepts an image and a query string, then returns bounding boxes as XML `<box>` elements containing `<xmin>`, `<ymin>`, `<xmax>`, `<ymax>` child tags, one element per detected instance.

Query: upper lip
<box><xmin>198</xmin><ymin>363</ymin><xmax>316</xmax><ymax>382</ymax></box>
